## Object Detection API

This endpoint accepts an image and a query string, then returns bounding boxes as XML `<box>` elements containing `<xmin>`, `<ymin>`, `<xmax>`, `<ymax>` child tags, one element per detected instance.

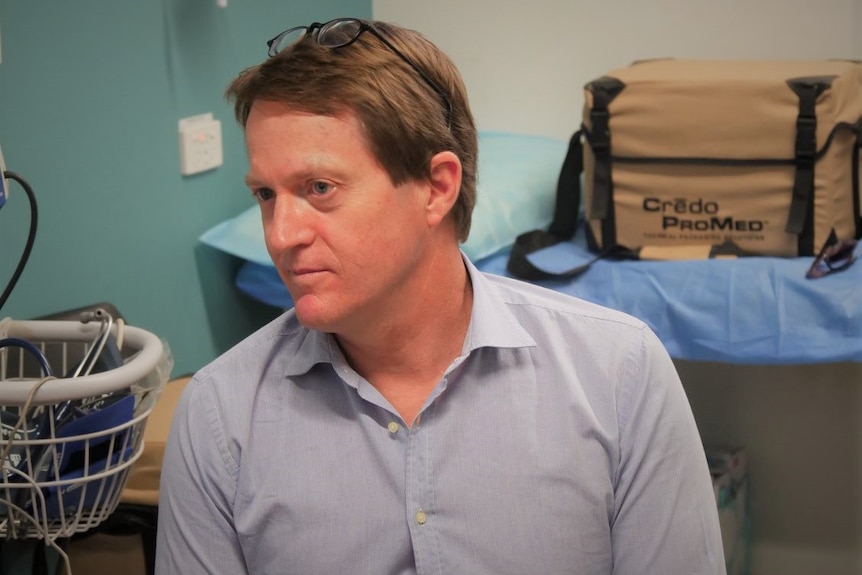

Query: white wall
<box><xmin>373</xmin><ymin>2</ymin><xmax>862</xmax><ymax>574</ymax></box>
<box><xmin>375</xmin><ymin>0</ymin><xmax>861</xmax><ymax>140</ymax></box>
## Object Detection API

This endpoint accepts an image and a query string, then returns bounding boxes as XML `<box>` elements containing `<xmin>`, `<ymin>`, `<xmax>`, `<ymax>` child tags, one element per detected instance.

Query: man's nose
<box><xmin>265</xmin><ymin>195</ymin><xmax>315</xmax><ymax>251</ymax></box>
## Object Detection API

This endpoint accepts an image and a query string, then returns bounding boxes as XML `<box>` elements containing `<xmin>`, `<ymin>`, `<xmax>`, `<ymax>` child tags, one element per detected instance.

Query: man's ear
<box><xmin>425</xmin><ymin>151</ymin><xmax>462</xmax><ymax>229</ymax></box>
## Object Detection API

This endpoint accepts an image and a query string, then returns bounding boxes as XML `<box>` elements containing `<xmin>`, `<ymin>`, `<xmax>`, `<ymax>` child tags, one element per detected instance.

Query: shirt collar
<box><xmin>461</xmin><ymin>252</ymin><xmax>536</xmax><ymax>353</ymax></box>
<box><xmin>280</xmin><ymin>252</ymin><xmax>536</xmax><ymax>377</ymax></box>
<box><xmin>279</xmin><ymin>320</ymin><xmax>334</xmax><ymax>377</ymax></box>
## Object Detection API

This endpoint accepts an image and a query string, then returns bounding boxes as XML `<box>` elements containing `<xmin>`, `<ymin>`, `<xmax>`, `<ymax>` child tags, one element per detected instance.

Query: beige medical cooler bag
<box><xmin>582</xmin><ymin>59</ymin><xmax>862</xmax><ymax>260</ymax></box>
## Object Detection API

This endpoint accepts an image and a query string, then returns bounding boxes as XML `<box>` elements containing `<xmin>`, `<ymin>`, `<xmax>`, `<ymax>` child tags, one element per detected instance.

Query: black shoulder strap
<box><xmin>854</xmin><ymin>121</ymin><xmax>862</xmax><ymax>239</ymax></box>
<box><xmin>547</xmin><ymin>130</ymin><xmax>584</xmax><ymax>239</ymax></box>
<box><xmin>507</xmin><ymin>130</ymin><xmax>612</xmax><ymax>280</ymax></box>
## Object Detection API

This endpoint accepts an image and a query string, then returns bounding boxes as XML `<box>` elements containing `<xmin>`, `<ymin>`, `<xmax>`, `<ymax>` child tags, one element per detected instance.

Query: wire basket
<box><xmin>0</xmin><ymin>317</ymin><xmax>171</xmax><ymax>542</ymax></box>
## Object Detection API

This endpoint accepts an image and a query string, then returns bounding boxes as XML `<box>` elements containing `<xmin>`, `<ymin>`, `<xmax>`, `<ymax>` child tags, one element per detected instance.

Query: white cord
<box><xmin>72</xmin><ymin>311</ymin><xmax>113</xmax><ymax>378</ymax></box>
<box><xmin>0</xmin><ymin>487</ymin><xmax>73</xmax><ymax>574</ymax></box>
<box><xmin>115</xmin><ymin>318</ymin><xmax>125</xmax><ymax>351</ymax></box>
<box><xmin>0</xmin><ymin>375</ymin><xmax>57</xmax><ymax>465</ymax></box>
<box><xmin>81</xmin><ymin>314</ymin><xmax>111</xmax><ymax>377</ymax></box>
<box><xmin>0</xmin><ymin>375</ymin><xmax>74</xmax><ymax>573</ymax></box>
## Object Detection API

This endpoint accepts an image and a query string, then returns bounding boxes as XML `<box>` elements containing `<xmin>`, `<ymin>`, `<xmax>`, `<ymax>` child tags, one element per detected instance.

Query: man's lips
<box><xmin>288</xmin><ymin>267</ymin><xmax>330</xmax><ymax>284</ymax></box>
<box><xmin>290</xmin><ymin>267</ymin><xmax>327</xmax><ymax>276</ymax></box>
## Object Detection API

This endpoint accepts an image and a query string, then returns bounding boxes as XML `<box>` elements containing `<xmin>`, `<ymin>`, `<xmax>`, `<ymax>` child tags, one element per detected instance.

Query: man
<box><xmin>156</xmin><ymin>18</ymin><xmax>725</xmax><ymax>575</ymax></box>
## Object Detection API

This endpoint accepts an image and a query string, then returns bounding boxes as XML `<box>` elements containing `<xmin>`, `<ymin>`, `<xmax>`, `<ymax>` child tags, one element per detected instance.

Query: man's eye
<box><xmin>253</xmin><ymin>188</ymin><xmax>275</xmax><ymax>201</ymax></box>
<box><xmin>310</xmin><ymin>181</ymin><xmax>333</xmax><ymax>196</ymax></box>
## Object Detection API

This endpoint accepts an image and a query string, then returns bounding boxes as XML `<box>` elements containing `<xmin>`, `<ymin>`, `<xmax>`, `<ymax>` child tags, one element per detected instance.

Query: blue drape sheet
<box><xmin>233</xmin><ymin>230</ymin><xmax>862</xmax><ymax>365</ymax></box>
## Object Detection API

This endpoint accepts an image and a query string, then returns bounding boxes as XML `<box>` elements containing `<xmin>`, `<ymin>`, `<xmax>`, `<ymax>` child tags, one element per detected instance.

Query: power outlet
<box><xmin>179</xmin><ymin>113</ymin><xmax>223</xmax><ymax>176</ymax></box>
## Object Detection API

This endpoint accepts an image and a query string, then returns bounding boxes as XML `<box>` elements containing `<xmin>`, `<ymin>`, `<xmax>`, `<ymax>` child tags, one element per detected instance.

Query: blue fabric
<box><xmin>461</xmin><ymin>131</ymin><xmax>569</xmax><ymax>260</ymax></box>
<box><xmin>234</xmin><ymin>231</ymin><xmax>862</xmax><ymax>365</ymax></box>
<box><xmin>200</xmin><ymin>206</ymin><xmax>272</xmax><ymax>266</ymax></box>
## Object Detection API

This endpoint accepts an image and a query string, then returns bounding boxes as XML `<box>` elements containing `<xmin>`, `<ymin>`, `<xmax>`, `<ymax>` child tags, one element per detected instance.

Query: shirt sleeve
<box><xmin>611</xmin><ymin>326</ymin><xmax>727</xmax><ymax>575</ymax></box>
<box><xmin>155</xmin><ymin>376</ymin><xmax>247</xmax><ymax>574</ymax></box>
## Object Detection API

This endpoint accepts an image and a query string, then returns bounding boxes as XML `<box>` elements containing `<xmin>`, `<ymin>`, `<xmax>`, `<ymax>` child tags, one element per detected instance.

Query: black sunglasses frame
<box><xmin>266</xmin><ymin>18</ymin><xmax>452</xmax><ymax>129</ymax></box>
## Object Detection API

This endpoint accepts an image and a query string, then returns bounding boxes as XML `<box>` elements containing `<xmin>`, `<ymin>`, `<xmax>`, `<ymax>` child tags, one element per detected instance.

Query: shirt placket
<box><xmin>404</xmin><ymin>404</ymin><xmax>442</xmax><ymax>575</ymax></box>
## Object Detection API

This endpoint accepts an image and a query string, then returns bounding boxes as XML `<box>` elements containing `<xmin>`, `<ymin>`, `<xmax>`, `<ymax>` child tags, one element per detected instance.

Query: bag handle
<box><xmin>507</xmin><ymin>130</ymin><xmax>641</xmax><ymax>280</ymax></box>
<box><xmin>506</xmin><ymin>131</ymin><xmax>606</xmax><ymax>280</ymax></box>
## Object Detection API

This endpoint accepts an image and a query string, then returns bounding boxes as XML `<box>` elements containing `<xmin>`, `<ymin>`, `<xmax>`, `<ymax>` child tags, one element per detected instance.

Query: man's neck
<box><xmin>335</xmin><ymin>249</ymin><xmax>474</xmax><ymax>424</ymax></box>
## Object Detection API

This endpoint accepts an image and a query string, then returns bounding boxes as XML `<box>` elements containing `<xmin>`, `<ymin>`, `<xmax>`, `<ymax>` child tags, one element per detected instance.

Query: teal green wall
<box><xmin>0</xmin><ymin>0</ymin><xmax>370</xmax><ymax>376</ymax></box>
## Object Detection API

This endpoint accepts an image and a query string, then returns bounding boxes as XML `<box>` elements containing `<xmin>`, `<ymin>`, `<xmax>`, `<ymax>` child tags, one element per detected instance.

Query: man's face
<box><xmin>244</xmin><ymin>100</ymin><xmax>432</xmax><ymax>334</ymax></box>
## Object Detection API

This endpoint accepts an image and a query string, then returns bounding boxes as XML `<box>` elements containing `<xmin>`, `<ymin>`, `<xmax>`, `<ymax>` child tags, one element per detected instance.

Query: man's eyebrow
<box><xmin>243</xmin><ymin>154</ymin><xmax>346</xmax><ymax>188</ymax></box>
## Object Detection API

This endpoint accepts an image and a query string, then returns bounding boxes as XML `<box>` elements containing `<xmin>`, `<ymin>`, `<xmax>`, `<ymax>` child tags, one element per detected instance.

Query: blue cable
<box><xmin>0</xmin><ymin>337</ymin><xmax>53</xmax><ymax>377</ymax></box>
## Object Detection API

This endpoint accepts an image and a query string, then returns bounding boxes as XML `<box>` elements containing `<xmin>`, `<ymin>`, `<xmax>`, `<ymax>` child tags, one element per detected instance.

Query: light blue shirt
<box><xmin>156</xmin><ymin>256</ymin><xmax>726</xmax><ymax>575</ymax></box>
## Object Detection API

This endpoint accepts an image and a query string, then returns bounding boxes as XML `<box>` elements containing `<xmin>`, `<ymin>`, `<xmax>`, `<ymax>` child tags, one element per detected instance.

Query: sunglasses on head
<box><xmin>805</xmin><ymin>229</ymin><xmax>858</xmax><ymax>279</ymax></box>
<box><xmin>266</xmin><ymin>18</ymin><xmax>452</xmax><ymax>129</ymax></box>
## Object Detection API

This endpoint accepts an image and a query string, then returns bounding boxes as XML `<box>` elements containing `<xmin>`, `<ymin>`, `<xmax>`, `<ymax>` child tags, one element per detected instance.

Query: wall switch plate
<box><xmin>179</xmin><ymin>113</ymin><xmax>223</xmax><ymax>176</ymax></box>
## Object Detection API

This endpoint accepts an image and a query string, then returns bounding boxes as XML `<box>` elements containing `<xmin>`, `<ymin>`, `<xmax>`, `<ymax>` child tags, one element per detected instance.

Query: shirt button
<box><xmin>387</xmin><ymin>422</ymin><xmax>400</xmax><ymax>434</ymax></box>
<box><xmin>415</xmin><ymin>510</ymin><xmax>427</xmax><ymax>525</ymax></box>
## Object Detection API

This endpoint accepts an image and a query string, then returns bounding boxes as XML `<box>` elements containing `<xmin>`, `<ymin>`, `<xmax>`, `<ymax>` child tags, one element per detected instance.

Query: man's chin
<box><xmin>292</xmin><ymin>295</ymin><xmax>338</xmax><ymax>332</ymax></box>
